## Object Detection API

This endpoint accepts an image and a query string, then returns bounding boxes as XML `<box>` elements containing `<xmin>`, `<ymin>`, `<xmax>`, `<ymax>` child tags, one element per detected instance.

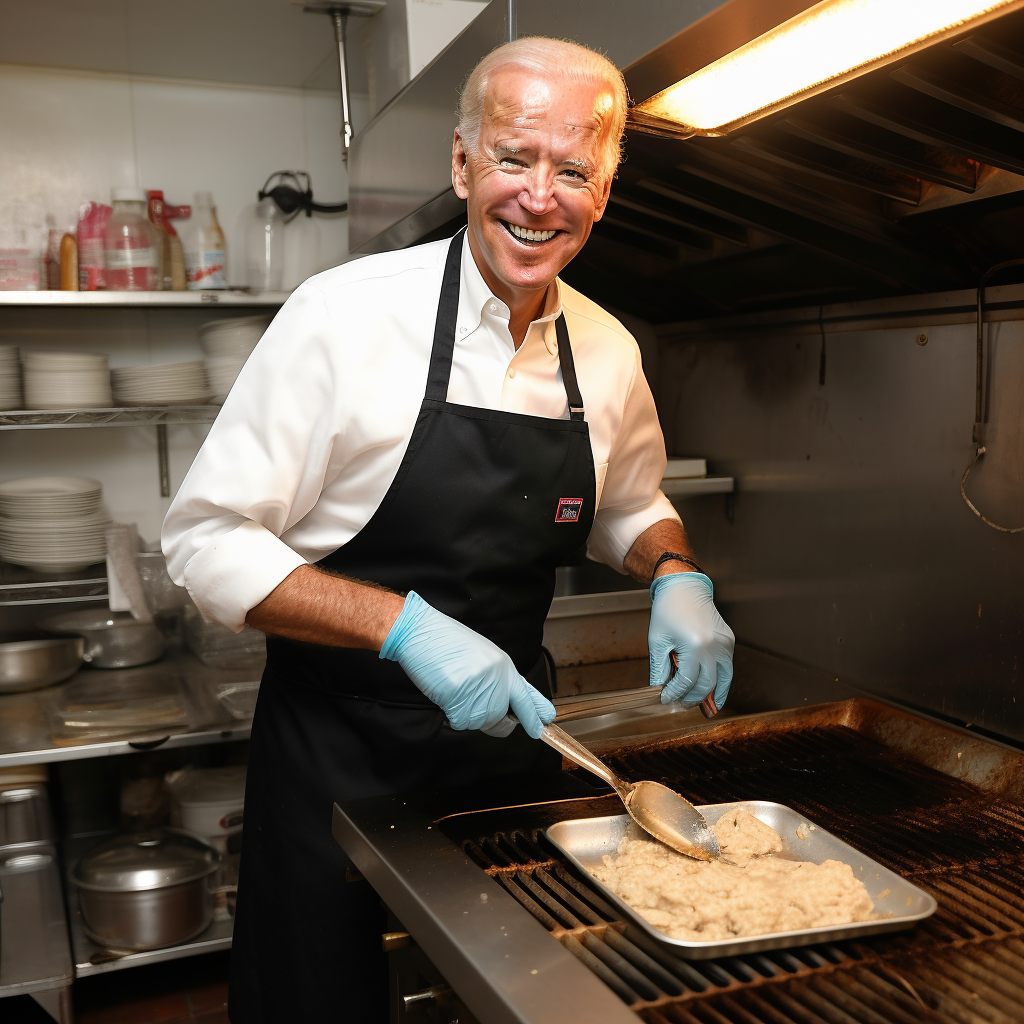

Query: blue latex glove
<box><xmin>649</xmin><ymin>572</ymin><xmax>735</xmax><ymax>709</ymax></box>
<box><xmin>380</xmin><ymin>590</ymin><xmax>555</xmax><ymax>739</ymax></box>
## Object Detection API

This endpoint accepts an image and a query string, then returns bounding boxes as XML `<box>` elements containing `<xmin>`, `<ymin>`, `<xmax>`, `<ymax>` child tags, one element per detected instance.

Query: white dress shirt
<box><xmin>162</xmin><ymin>236</ymin><xmax>679</xmax><ymax>631</ymax></box>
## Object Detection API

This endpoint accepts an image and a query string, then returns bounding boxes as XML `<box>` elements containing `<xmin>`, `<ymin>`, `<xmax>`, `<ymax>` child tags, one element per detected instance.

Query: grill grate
<box><xmin>447</xmin><ymin>724</ymin><xmax>1024</xmax><ymax>1023</ymax></box>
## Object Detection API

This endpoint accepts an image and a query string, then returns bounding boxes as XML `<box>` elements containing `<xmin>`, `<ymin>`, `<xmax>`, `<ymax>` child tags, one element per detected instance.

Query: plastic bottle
<box><xmin>59</xmin><ymin>232</ymin><xmax>78</xmax><ymax>290</ymax></box>
<box><xmin>44</xmin><ymin>216</ymin><xmax>62</xmax><ymax>290</ymax></box>
<box><xmin>148</xmin><ymin>191</ymin><xmax>172</xmax><ymax>291</ymax></box>
<box><xmin>184</xmin><ymin>192</ymin><xmax>227</xmax><ymax>290</ymax></box>
<box><xmin>77</xmin><ymin>202</ymin><xmax>112</xmax><ymax>290</ymax></box>
<box><xmin>104</xmin><ymin>188</ymin><xmax>159</xmax><ymax>291</ymax></box>
<box><xmin>240</xmin><ymin>196</ymin><xmax>284</xmax><ymax>292</ymax></box>
<box><xmin>163</xmin><ymin>202</ymin><xmax>190</xmax><ymax>292</ymax></box>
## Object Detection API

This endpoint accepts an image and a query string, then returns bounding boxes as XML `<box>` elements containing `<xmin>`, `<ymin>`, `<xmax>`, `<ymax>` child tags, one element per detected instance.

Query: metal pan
<box><xmin>546</xmin><ymin>800</ymin><xmax>937</xmax><ymax>959</ymax></box>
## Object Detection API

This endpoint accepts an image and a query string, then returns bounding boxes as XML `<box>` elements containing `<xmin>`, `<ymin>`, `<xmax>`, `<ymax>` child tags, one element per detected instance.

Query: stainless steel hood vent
<box><xmin>348</xmin><ymin>0</ymin><xmax>1024</xmax><ymax>322</ymax></box>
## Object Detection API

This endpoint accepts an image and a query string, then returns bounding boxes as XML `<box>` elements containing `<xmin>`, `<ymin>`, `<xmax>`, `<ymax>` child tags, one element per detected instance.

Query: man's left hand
<box><xmin>649</xmin><ymin>572</ymin><xmax>735</xmax><ymax>709</ymax></box>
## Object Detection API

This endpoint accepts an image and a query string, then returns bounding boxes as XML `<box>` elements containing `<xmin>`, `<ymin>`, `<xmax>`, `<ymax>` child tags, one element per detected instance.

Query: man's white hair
<box><xmin>457</xmin><ymin>37</ymin><xmax>628</xmax><ymax>179</ymax></box>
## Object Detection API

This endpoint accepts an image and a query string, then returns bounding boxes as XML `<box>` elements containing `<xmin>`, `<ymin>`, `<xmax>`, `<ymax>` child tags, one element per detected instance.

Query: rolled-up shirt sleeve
<box><xmin>586</xmin><ymin>346</ymin><xmax>679</xmax><ymax>571</ymax></box>
<box><xmin>162</xmin><ymin>283</ymin><xmax>340</xmax><ymax>631</ymax></box>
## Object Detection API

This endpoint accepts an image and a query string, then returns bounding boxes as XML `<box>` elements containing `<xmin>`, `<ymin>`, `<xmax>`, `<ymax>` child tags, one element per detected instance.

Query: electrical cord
<box><xmin>960</xmin><ymin>259</ymin><xmax>1024</xmax><ymax>533</ymax></box>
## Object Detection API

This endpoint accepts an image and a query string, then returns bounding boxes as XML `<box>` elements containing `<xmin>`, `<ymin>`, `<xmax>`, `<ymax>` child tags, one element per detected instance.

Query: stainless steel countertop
<box><xmin>333</xmin><ymin>774</ymin><xmax>637</xmax><ymax>1024</ymax></box>
<box><xmin>0</xmin><ymin>650</ymin><xmax>259</xmax><ymax>767</ymax></box>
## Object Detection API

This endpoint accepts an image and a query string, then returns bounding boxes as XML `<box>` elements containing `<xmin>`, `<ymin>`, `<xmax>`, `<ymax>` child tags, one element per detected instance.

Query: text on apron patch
<box><xmin>555</xmin><ymin>497</ymin><xmax>584</xmax><ymax>522</ymax></box>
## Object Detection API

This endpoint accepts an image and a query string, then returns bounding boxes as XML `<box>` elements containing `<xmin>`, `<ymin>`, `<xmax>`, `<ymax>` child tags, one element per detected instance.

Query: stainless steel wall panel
<box><xmin>348</xmin><ymin>0</ymin><xmax>509</xmax><ymax>252</ymax></box>
<box><xmin>656</xmin><ymin>313</ymin><xmax>1024</xmax><ymax>741</ymax></box>
<box><xmin>514</xmin><ymin>0</ymin><xmax>724</xmax><ymax>76</ymax></box>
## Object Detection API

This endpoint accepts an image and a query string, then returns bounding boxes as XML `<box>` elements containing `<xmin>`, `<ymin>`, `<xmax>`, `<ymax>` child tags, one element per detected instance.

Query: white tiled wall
<box><xmin>0</xmin><ymin>63</ymin><xmax>349</xmax><ymax>288</ymax></box>
<box><xmin>0</xmin><ymin>63</ymin><xmax>352</xmax><ymax>550</ymax></box>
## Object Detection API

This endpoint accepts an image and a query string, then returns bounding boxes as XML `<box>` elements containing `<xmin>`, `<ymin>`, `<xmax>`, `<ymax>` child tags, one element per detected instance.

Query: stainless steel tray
<box><xmin>546</xmin><ymin>800</ymin><xmax>937</xmax><ymax>959</ymax></box>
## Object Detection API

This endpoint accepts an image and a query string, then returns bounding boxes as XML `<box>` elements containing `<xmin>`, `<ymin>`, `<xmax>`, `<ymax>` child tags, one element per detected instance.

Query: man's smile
<box><xmin>503</xmin><ymin>221</ymin><xmax>560</xmax><ymax>245</ymax></box>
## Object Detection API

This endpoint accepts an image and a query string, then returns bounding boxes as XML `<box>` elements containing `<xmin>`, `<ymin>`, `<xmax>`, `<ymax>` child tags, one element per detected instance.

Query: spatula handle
<box><xmin>538</xmin><ymin>722</ymin><xmax>628</xmax><ymax>797</ymax></box>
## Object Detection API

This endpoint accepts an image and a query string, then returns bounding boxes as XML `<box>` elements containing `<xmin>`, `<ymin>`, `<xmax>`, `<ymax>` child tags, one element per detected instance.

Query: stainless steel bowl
<box><xmin>72</xmin><ymin>828</ymin><xmax>221</xmax><ymax>951</ymax></box>
<box><xmin>0</xmin><ymin>637</ymin><xmax>84</xmax><ymax>693</ymax></box>
<box><xmin>40</xmin><ymin>610</ymin><xmax>164</xmax><ymax>669</ymax></box>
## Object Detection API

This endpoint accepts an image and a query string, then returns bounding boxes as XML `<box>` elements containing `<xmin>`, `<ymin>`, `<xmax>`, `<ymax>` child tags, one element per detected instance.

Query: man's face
<box><xmin>452</xmin><ymin>68</ymin><xmax>615</xmax><ymax>302</ymax></box>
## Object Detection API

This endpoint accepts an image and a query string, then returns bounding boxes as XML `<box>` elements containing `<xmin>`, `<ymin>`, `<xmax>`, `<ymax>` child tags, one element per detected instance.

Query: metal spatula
<box><xmin>538</xmin><ymin>721</ymin><xmax>721</xmax><ymax>862</ymax></box>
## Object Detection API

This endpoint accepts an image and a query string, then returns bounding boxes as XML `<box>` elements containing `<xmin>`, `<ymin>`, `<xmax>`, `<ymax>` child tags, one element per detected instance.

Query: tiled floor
<box><xmin>3</xmin><ymin>951</ymin><xmax>230</xmax><ymax>1024</ymax></box>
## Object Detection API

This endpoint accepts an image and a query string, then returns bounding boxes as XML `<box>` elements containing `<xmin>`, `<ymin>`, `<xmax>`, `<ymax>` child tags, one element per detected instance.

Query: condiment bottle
<box><xmin>161</xmin><ymin>202</ymin><xmax>189</xmax><ymax>292</ymax></box>
<box><xmin>148</xmin><ymin>191</ymin><xmax>173</xmax><ymax>291</ymax></box>
<box><xmin>184</xmin><ymin>192</ymin><xmax>227</xmax><ymax>290</ymax></box>
<box><xmin>104</xmin><ymin>188</ymin><xmax>160</xmax><ymax>291</ymax></box>
<box><xmin>59</xmin><ymin>231</ymin><xmax>78</xmax><ymax>290</ymax></box>
<box><xmin>77</xmin><ymin>202</ymin><xmax>112</xmax><ymax>290</ymax></box>
<box><xmin>44</xmin><ymin>216</ymin><xmax>62</xmax><ymax>290</ymax></box>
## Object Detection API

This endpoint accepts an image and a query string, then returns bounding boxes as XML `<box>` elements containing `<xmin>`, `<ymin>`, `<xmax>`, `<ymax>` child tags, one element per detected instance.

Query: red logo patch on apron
<box><xmin>555</xmin><ymin>497</ymin><xmax>584</xmax><ymax>522</ymax></box>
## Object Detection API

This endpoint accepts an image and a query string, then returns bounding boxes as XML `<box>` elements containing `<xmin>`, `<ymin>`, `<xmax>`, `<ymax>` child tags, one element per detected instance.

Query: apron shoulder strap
<box><xmin>555</xmin><ymin>314</ymin><xmax>586</xmax><ymax>422</ymax></box>
<box><xmin>424</xmin><ymin>228</ymin><xmax>466</xmax><ymax>404</ymax></box>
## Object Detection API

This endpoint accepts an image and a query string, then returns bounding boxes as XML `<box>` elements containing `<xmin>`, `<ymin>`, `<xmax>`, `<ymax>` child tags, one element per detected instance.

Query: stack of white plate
<box><xmin>0</xmin><ymin>346</ymin><xmax>22</xmax><ymax>410</ymax></box>
<box><xmin>23</xmin><ymin>351</ymin><xmax>112</xmax><ymax>410</ymax></box>
<box><xmin>0</xmin><ymin>476</ymin><xmax>108</xmax><ymax>573</ymax></box>
<box><xmin>198</xmin><ymin>316</ymin><xmax>268</xmax><ymax>403</ymax></box>
<box><xmin>111</xmin><ymin>361</ymin><xmax>210</xmax><ymax>406</ymax></box>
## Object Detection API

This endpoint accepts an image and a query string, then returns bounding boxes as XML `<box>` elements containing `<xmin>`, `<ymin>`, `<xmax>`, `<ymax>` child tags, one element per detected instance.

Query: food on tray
<box><xmin>592</xmin><ymin>807</ymin><xmax>874</xmax><ymax>941</ymax></box>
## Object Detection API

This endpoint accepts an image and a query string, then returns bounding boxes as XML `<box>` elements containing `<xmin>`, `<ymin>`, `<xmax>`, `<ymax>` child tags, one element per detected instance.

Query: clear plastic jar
<box><xmin>104</xmin><ymin>187</ymin><xmax>160</xmax><ymax>291</ymax></box>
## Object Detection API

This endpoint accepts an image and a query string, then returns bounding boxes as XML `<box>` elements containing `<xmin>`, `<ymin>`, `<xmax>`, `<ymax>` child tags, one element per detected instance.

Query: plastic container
<box><xmin>240</xmin><ymin>197</ymin><xmax>284</xmax><ymax>291</ymax></box>
<box><xmin>148</xmin><ymin>191</ymin><xmax>186</xmax><ymax>291</ymax></box>
<box><xmin>0</xmin><ymin>250</ymin><xmax>42</xmax><ymax>291</ymax></box>
<box><xmin>166</xmin><ymin>766</ymin><xmax>245</xmax><ymax>840</ymax></box>
<box><xmin>76</xmin><ymin>202</ymin><xmax>112</xmax><ymax>291</ymax></box>
<box><xmin>104</xmin><ymin>188</ymin><xmax>159</xmax><ymax>291</ymax></box>
<box><xmin>183</xmin><ymin>192</ymin><xmax>227</xmax><ymax>290</ymax></box>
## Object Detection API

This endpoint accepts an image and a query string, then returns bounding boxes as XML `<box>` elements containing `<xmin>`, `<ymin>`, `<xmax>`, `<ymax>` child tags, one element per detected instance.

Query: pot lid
<box><xmin>73</xmin><ymin>828</ymin><xmax>220</xmax><ymax>892</ymax></box>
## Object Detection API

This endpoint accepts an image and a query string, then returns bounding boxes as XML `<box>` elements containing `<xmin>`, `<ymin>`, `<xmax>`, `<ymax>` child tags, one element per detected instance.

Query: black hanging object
<box><xmin>258</xmin><ymin>170</ymin><xmax>348</xmax><ymax>218</ymax></box>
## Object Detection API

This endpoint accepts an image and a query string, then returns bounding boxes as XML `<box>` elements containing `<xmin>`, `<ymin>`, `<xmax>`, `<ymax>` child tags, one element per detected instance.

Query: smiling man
<box><xmin>162</xmin><ymin>36</ymin><xmax>734</xmax><ymax>1023</ymax></box>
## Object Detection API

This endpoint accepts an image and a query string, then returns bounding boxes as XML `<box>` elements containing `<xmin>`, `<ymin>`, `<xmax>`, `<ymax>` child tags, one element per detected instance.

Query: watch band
<box><xmin>652</xmin><ymin>551</ymin><xmax>706</xmax><ymax>578</ymax></box>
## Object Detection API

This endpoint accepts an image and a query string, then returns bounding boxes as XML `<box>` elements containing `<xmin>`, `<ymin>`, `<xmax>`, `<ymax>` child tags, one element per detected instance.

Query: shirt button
<box><xmin>459</xmin><ymin>326</ymin><xmax>467</xmax><ymax>333</ymax></box>
<box><xmin>508</xmin><ymin>369</ymin><xmax>516</xmax><ymax>379</ymax></box>
<box><xmin>489</xmin><ymin>303</ymin><xmax>497</xmax><ymax>312</ymax></box>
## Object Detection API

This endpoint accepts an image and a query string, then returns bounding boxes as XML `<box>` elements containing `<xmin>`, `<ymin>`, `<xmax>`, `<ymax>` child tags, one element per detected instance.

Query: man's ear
<box><xmin>592</xmin><ymin>171</ymin><xmax>613</xmax><ymax>223</ymax></box>
<box><xmin>452</xmin><ymin>130</ymin><xmax>470</xmax><ymax>199</ymax></box>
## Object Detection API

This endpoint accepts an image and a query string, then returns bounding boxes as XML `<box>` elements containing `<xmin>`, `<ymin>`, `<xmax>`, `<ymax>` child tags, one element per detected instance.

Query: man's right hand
<box><xmin>379</xmin><ymin>591</ymin><xmax>555</xmax><ymax>739</ymax></box>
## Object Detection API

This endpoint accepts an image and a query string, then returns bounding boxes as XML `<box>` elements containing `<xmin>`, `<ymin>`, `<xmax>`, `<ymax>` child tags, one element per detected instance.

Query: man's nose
<box><xmin>518</xmin><ymin>169</ymin><xmax>558</xmax><ymax>215</ymax></box>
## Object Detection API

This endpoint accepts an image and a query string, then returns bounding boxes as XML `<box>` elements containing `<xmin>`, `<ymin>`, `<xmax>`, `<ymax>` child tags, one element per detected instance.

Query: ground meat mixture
<box><xmin>592</xmin><ymin>807</ymin><xmax>874</xmax><ymax>942</ymax></box>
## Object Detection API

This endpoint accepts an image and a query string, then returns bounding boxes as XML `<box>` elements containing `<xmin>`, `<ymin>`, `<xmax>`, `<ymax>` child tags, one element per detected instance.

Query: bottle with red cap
<box><xmin>148</xmin><ymin>191</ymin><xmax>187</xmax><ymax>291</ymax></box>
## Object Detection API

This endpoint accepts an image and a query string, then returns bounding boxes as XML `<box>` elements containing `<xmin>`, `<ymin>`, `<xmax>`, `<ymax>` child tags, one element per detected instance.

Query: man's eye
<box><xmin>561</xmin><ymin>169</ymin><xmax>586</xmax><ymax>182</ymax></box>
<box><xmin>500</xmin><ymin>157</ymin><xmax>524</xmax><ymax>168</ymax></box>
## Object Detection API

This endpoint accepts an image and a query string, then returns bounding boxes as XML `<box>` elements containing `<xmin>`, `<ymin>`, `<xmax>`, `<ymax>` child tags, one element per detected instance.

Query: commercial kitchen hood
<box><xmin>348</xmin><ymin>0</ymin><xmax>1024</xmax><ymax>322</ymax></box>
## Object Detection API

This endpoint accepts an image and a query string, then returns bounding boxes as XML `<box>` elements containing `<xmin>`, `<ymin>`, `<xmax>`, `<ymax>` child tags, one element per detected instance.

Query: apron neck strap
<box><xmin>555</xmin><ymin>315</ymin><xmax>585</xmax><ymax>421</ymax></box>
<box><xmin>425</xmin><ymin>228</ymin><xmax>467</xmax><ymax>403</ymax></box>
<box><xmin>425</xmin><ymin>227</ymin><xmax>586</xmax><ymax>421</ymax></box>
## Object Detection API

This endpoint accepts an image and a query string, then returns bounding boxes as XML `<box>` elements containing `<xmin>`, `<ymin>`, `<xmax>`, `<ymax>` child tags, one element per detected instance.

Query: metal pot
<box><xmin>40</xmin><ymin>610</ymin><xmax>164</xmax><ymax>669</ymax></box>
<box><xmin>72</xmin><ymin>828</ymin><xmax>221</xmax><ymax>951</ymax></box>
<box><xmin>0</xmin><ymin>636</ymin><xmax>84</xmax><ymax>693</ymax></box>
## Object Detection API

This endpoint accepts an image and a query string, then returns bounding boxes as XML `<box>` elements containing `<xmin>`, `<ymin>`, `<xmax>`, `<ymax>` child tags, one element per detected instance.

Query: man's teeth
<box><xmin>507</xmin><ymin>223</ymin><xmax>557</xmax><ymax>242</ymax></box>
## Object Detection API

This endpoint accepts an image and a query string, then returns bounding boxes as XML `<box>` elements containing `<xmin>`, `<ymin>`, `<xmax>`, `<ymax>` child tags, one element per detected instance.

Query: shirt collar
<box><xmin>458</xmin><ymin>234</ymin><xmax>563</xmax><ymax>352</ymax></box>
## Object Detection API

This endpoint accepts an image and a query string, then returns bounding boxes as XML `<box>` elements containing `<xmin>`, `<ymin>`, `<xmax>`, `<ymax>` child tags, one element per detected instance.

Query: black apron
<box><xmin>229</xmin><ymin>230</ymin><xmax>596</xmax><ymax>1022</ymax></box>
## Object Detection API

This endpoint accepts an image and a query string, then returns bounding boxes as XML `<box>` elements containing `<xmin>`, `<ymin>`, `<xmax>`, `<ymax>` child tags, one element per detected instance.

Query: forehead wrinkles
<box><xmin>484</xmin><ymin>75</ymin><xmax>607</xmax><ymax>138</ymax></box>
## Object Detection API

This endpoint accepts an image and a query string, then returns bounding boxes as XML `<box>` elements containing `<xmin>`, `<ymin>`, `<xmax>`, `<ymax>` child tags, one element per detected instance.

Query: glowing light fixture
<box><xmin>633</xmin><ymin>0</ymin><xmax>1024</xmax><ymax>137</ymax></box>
